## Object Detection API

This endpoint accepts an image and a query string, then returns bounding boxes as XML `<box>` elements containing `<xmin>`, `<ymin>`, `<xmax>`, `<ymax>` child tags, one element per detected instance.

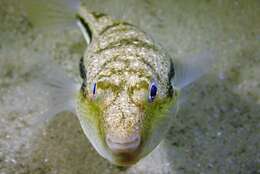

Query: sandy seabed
<box><xmin>0</xmin><ymin>0</ymin><xmax>259</xmax><ymax>174</ymax></box>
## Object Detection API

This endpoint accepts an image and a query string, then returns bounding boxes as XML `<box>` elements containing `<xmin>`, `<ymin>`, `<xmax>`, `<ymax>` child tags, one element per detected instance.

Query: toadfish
<box><xmin>24</xmin><ymin>0</ymin><xmax>214</xmax><ymax>166</ymax></box>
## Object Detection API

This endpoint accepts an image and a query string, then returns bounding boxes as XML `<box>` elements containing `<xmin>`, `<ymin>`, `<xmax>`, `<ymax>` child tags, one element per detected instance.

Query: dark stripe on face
<box><xmin>127</xmin><ymin>80</ymin><xmax>149</xmax><ymax>109</ymax></box>
<box><xmin>99</xmin><ymin>22</ymin><xmax>134</xmax><ymax>35</ymax></box>
<box><xmin>97</xmin><ymin>79</ymin><xmax>149</xmax><ymax>109</ymax></box>
<box><xmin>96</xmin><ymin>80</ymin><xmax>123</xmax><ymax>109</ymax></box>
<box><xmin>98</xmin><ymin>55</ymin><xmax>125</xmax><ymax>71</ymax></box>
<box><xmin>104</xmin><ymin>27</ymin><xmax>131</xmax><ymax>36</ymax></box>
<box><xmin>96</xmin><ymin>80</ymin><xmax>121</xmax><ymax>92</ymax></box>
<box><xmin>129</xmin><ymin>80</ymin><xmax>149</xmax><ymax>91</ymax></box>
<box><xmin>137</xmin><ymin>55</ymin><xmax>161</xmax><ymax>83</ymax></box>
<box><xmin>93</xmin><ymin>54</ymin><xmax>161</xmax><ymax>82</ymax></box>
<box><xmin>91</xmin><ymin>12</ymin><xmax>107</xmax><ymax>19</ymax></box>
<box><xmin>95</xmin><ymin>38</ymin><xmax>158</xmax><ymax>54</ymax></box>
<box><xmin>97</xmin><ymin>68</ymin><xmax>151</xmax><ymax>80</ymax></box>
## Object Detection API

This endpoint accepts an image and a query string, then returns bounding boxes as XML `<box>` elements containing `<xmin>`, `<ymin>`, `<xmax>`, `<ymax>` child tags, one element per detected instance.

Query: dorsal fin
<box><xmin>77</xmin><ymin>6</ymin><xmax>115</xmax><ymax>38</ymax></box>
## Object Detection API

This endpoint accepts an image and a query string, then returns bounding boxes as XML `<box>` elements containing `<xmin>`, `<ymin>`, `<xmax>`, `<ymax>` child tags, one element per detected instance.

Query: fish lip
<box><xmin>106</xmin><ymin>135</ymin><xmax>141</xmax><ymax>153</ymax></box>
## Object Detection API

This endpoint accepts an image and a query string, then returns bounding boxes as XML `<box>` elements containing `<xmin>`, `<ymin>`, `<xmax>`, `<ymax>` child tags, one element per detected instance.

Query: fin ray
<box><xmin>172</xmin><ymin>49</ymin><xmax>215</xmax><ymax>89</ymax></box>
<box><xmin>30</xmin><ymin>55</ymin><xmax>80</xmax><ymax>125</ymax></box>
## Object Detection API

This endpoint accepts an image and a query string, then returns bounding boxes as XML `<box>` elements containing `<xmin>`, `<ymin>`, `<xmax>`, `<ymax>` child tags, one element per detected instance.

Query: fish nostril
<box><xmin>106</xmin><ymin>134</ymin><xmax>141</xmax><ymax>153</ymax></box>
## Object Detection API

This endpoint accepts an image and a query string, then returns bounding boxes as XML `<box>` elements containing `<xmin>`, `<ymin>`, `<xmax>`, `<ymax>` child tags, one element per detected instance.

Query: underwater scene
<box><xmin>0</xmin><ymin>0</ymin><xmax>259</xmax><ymax>173</ymax></box>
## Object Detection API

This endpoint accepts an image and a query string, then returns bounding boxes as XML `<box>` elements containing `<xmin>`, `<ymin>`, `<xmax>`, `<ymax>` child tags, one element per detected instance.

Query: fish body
<box><xmin>76</xmin><ymin>7</ymin><xmax>177</xmax><ymax>165</ymax></box>
<box><xmin>23</xmin><ymin>0</ymin><xmax>213</xmax><ymax>166</ymax></box>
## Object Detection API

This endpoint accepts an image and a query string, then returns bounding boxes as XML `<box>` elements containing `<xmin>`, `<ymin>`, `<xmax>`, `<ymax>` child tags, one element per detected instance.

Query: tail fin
<box><xmin>23</xmin><ymin>0</ymin><xmax>80</xmax><ymax>31</ymax></box>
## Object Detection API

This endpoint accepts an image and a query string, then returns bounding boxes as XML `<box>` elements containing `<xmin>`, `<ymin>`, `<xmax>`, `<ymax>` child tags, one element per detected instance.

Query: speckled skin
<box><xmin>75</xmin><ymin>6</ymin><xmax>177</xmax><ymax>165</ymax></box>
<box><xmin>1</xmin><ymin>0</ymin><xmax>259</xmax><ymax>173</ymax></box>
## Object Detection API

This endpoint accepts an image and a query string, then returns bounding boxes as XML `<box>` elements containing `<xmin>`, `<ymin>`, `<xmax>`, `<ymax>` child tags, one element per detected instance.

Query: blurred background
<box><xmin>0</xmin><ymin>0</ymin><xmax>259</xmax><ymax>173</ymax></box>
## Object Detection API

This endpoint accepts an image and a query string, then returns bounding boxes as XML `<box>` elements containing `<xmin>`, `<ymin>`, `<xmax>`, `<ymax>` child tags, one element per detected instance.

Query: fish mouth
<box><xmin>106</xmin><ymin>134</ymin><xmax>141</xmax><ymax>154</ymax></box>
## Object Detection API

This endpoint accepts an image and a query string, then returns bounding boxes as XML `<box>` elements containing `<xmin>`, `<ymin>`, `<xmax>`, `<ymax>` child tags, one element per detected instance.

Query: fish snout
<box><xmin>106</xmin><ymin>134</ymin><xmax>141</xmax><ymax>153</ymax></box>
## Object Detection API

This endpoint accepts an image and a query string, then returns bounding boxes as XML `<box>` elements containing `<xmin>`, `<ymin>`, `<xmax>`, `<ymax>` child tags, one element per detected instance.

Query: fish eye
<box><xmin>92</xmin><ymin>83</ymin><xmax>96</xmax><ymax>95</ymax></box>
<box><xmin>149</xmin><ymin>82</ymin><xmax>157</xmax><ymax>102</ymax></box>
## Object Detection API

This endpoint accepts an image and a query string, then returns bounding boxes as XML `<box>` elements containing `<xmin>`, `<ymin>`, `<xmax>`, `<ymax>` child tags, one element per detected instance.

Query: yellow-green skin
<box><xmin>75</xmin><ymin>6</ymin><xmax>179</xmax><ymax>166</ymax></box>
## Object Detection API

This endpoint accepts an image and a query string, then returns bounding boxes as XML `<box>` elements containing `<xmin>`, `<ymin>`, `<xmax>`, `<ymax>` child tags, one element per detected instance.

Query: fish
<box><xmin>23</xmin><ymin>0</ymin><xmax>214</xmax><ymax>166</ymax></box>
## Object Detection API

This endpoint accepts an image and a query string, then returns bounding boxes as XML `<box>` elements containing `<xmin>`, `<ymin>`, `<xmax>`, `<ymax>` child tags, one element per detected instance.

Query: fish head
<box><xmin>76</xmin><ymin>60</ymin><xmax>178</xmax><ymax>166</ymax></box>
